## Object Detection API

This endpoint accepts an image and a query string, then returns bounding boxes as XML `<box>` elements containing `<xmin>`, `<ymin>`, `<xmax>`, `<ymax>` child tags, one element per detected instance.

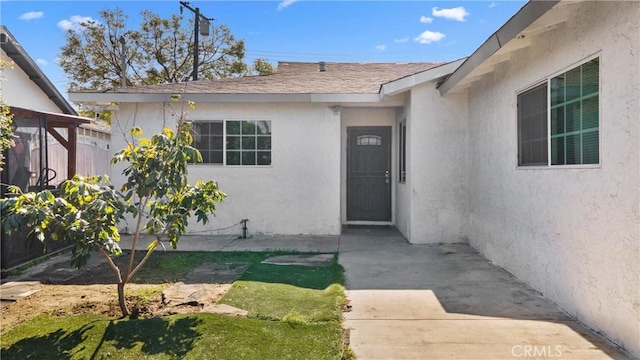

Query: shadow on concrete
<box><xmin>339</xmin><ymin>227</ymin><xmax>631</xmax><ymax>359</ymax></box>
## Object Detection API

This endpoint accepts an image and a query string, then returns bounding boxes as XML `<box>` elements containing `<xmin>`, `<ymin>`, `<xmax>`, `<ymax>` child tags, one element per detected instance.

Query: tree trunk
<box><xmin>117</xmin><ymin>281</ymin><xmax>129</xmax><ymax>317</ymax></box>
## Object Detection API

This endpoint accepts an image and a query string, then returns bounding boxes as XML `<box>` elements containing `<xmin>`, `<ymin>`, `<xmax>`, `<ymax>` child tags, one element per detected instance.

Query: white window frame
<box><xmin>191</xmin><ymin>119</ymin><xmax>272</xmax><ymax>167</ymax></box>
<box><xmin>191</xmin><ymin>120</ymin><xmax>224</xmax><ymax>165</ymax></box>
<box><xmin>516</xmin><ymin>54</ymin><xmax>601</xmax><ymax>169</ymax></box>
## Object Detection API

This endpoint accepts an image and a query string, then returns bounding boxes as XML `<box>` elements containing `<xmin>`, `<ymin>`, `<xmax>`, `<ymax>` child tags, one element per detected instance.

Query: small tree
<box><xmin>0</xmin><ymin>119</ymin><xmax>225</xmax><ymax>317</ymax></box>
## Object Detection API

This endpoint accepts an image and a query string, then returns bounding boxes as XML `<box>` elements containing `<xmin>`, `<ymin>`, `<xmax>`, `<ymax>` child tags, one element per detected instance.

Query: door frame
<box><xmin>340</xmin><ymin>108</ymin><xmax>396</xmax><ymax>226</ymax></box>
<box><xmin>346</xmin><ymin>126</ymin><xmax>392</xmax><ymax>222</ymax></box>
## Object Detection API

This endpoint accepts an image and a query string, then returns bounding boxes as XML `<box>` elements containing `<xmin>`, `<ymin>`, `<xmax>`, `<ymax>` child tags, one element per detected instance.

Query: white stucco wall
<box><xmin>404</xmin><ymin>82</ymin><xmax>468</xmax><ymax>244</ymax></box>
<box><xmin>465</xmin><ymin>1</ymin><xmax>639</xmax><ymax>356</ymax></box>
<box><xmin>395</xmin><ymin>105</ymin><xmax>411</xmax><ymax>238</ymax></box>
<box><xmin>340</xmin><ymin>107</ymin><xmax>397</xmax><ymax>225</ymax></box>
<box><xmin>111</xmin><ymin>102</ymin><xmax>342</xmax><ymax>236</ymax></box>
<box><xmin>1</xmin><ymin>49</ymin><xmax>61</xmax><ymax>113</ymax></box>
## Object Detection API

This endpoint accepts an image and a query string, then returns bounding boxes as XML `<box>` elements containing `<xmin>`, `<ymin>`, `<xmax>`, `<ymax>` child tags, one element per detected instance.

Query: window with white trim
<box><xmin>193</xmin><ymin>121</ymin><xmax>223</xmax><ymax>164</ymax></box>
<box><xmin>192</xmin><ymin>120</ymin><xmax>272</xmax><ymax>166</ymax></box>
<box><xmin>517</xmin><ymin>57</ymin><xmax>599</xmax><ymax>167</ymax></box>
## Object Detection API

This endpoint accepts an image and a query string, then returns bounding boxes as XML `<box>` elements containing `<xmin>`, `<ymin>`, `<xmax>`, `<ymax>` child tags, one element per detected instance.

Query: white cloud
<box><xmin>57</xmin><ymin>15</ymin><xmax>96</xmax><ymax>31</ymax></box>
<box><xmin>419</xmin><ymin>16</ymin><xmax>433</xmax><ymax>24</ymax></box>
<box><xmin>413</xmin><ymin>30</ymin><xmax>445</xmax><ymax>44</ymax></box>
<box><xmin>375</xmin><ymin>44</ymin><xmax>386</xmax><ymax>51</ymax></box>
<box><xmin>19</xmin><ymin>11</ymin><xmax>44</xmax><ymax>21</ymax></box>
<box><xmin>394</xmin><ymin>37</ymin><xmax>409</xmax><ymax>43</ymax></box>
<box><xmin>277</xmin><ymin>0</ymin><xmax>297</xmax><ymax>10</ymax></box>
<box><xmin>432</xmin><ymin>6</ymin><xmax>470</xmax><ymax>22</ymax></box>
<box><xmin>36</xmin><ymin>58</ymin><xmax>48</xmax><ymax>66</ymax></box>
<box><xmin>489</xmin><ymin>2</ymin><xmax>498</xmax><ymax>8</ymax></box>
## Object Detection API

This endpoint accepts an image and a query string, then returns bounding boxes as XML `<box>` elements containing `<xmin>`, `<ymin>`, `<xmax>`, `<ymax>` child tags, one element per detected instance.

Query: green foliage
<box><xmin>112</xmin><ymin>121</ymin><xmax>225</xmax><ymax>248</ymax></box>
<box><xmin>0</xmin><ymin>59</ymin><xmax>15</xmax><ymax>171</ymax></box>
<box><xmin>251</xmin><ymin>58</ymin><xmax>275</xmax><ymax>76</ymax></box>
<box><xmin>59</xmin><ymin>8</ymin><xmax>248</xmax><ymax>90</ymax></box>
<box><xmin>0</xmin><ymin>101</ymin><xmax>13</xmax><ymax>172</ymax></box>
<box><xmin>0</xmin><ymin>176</ymin><xmax>125</xmax><ymax>268</ymax></box>
<box><xmin>0</xmin><ymin>119</ymin><xmax>225</xmax><ymax>316</ymax></box>
<box><xmin>77</xmin><ymin>109</ymin><xmax>112</xmax><ymax>125</ymax></box>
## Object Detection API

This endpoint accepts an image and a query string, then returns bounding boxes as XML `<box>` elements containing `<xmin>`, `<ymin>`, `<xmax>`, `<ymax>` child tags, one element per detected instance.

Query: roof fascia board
<box><xmin>0</xmin><ymin>26</ymin><xmax>78</xmax><ymax>115</ymax></box>
<box><xmin>309</xmin><ymin>93</ymin><xmax>380</xmax><ymax>103</ymax></box>
<box><xmin>379</xmin><ymin>59</ymin><xmax>466</xmax><ymax>99</ymax></box>
<box><xmin>438</xmin><ymin>0</ymin><xmax>559</xmax><ymax>96</ymax></box>
<box><xmin>69</xmin><ymin>92</ymin><xmax>384</xmax><ymax>104</ymax></box>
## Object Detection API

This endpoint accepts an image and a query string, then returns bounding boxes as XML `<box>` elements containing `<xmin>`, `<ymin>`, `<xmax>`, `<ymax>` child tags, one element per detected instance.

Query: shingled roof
<box><xmin>102</xmin><ymin>62</ymin><xmax>442</xmax><ymax>95</ymax></box>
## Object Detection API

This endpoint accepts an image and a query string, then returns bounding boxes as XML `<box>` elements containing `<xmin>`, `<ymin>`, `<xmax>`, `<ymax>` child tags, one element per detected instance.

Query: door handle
<box><xmin>385</xmin><ymin>170</ymin><xmax>390</xmax><ymax>183</ymax></box>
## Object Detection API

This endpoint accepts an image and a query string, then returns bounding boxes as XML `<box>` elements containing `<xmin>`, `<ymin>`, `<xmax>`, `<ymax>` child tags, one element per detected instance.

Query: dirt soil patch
<box><xmin>1</xmin><ymin>254</ymin><xmax>247</xmax><ymax>333</ymax></box>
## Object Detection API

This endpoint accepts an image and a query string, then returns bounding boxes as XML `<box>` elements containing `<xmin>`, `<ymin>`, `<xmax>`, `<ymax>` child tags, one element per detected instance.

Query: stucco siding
<box><xmin>1</xmin><ymin>49</ymin><xmax>61</xmax><ymax>113</ymax></box>
<box><xmin>465</xmin><ymin>1</ymin><xmax>639</xmax><ymax>356</ymax></box>
<box><xmin>408</xmin><ymin>82</ymin><xmax>468</xmax><ymax>244</ymax></box>
<box><xmin>111</xmin><ymin>102</ymin><xmax>342</xmax><ymax>236</ymax></box>
<box><xmin>395</xmin><ymin>104</ymin><xmax>411</xmax><ymax>239</ymax></box>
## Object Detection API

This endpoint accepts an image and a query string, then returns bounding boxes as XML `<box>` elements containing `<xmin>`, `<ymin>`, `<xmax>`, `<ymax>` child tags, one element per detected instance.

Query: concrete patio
<box><xmin>1</xmin><ymin>228</ymin><xmax>632</xmax><ymax>359</ymax></box>
<box><xmin>339</xmin><ymin>226</ymin><xmax>631</xmax><ymax>359</ymax></box>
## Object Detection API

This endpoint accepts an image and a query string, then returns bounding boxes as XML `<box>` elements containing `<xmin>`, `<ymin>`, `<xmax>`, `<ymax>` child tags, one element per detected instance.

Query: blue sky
<box><xmin>1</xmin><ymin>0</ymin><xmax>526</xmax><ymax>91</ymax></box>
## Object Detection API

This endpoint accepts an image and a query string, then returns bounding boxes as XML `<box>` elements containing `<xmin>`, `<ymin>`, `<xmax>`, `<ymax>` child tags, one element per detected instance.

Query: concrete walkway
<box><xmin>339</xmin><ymin>227</ymin><xmax>630</xmax><ymax>359</ymax></box>
<box><xmin>1</xmin><ymin>230</ymin><xmax>632</xmax><ymax>359</ymax></box>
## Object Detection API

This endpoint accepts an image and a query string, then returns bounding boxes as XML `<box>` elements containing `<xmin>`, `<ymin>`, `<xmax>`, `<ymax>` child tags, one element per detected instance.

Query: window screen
<box><xmin>518</xmin><ymin>84</ymin><xmax>548</xmax><ymax>166</ymax></box>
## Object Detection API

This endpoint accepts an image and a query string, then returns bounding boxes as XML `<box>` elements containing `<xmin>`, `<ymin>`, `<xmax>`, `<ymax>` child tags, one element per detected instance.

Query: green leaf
<box><xmin>130</xmin><ymin>127</ymin><xmax>143</xmax><ymax>137</ymax></box>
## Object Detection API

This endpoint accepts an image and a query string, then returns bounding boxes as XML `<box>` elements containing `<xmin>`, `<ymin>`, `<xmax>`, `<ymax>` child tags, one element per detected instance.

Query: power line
<box><xmin>243</xmin><ymin>50</ymin><xmax>448</xmax><ymax>63</ymax></box>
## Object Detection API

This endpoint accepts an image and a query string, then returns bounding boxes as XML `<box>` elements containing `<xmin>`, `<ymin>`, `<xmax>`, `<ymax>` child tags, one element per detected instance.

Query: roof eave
<box><xmin>438</xmin><ymin>0</ymin><xmax>560</xmax><ymax>96</ymax></box>
<box><xmin>379</xmin><ymin>59</ymin><xmax>467</xmax><ymax>99</ymax></box>
<box><xmin>68</xmin><ymin>92</ymin><xmax>388</xmax><ymax>105</ymax></box>
<box><xmin>0</xmin><ymin>26</ymin><xmax>77</xmax><ymax>116</ymax></box>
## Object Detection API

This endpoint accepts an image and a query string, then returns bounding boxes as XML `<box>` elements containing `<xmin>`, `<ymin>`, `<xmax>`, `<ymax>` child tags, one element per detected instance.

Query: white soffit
<box><xmin>439</xmin><ymin>0</ymin><xmax>572</xmax><ymax>95</ymax></box>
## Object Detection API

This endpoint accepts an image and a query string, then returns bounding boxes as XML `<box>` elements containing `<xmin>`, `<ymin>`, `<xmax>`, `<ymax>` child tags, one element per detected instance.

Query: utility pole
<box><xmin>179</xmin><ymin>1</ymin><xmax>213</xmax><ymax>81</ymax></box>
<box><xmin>110</xmin><ymin>32</ymin><xmax>128</xmax><ymax>87</ymax></box>
<box><xmin>119</xmin><ymin>36</ymin><xmax>126</xmax><ymax>87</ymax></box>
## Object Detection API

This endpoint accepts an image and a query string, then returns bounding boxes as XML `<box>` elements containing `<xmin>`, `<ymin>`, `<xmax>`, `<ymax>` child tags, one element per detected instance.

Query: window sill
<box><xmin>516</xmin><ymin>164</ymin><xmax>601</xmax><ymax>170</ymax></box>
<box><xmin>189</xmin><ymin>163</ymin><xmax>273</xmax><ymax>168</ymax></box>
<box><xmin>224</xmin><ymin>165</ymin><xmax>274</xmax><ymax>168</ymax></box>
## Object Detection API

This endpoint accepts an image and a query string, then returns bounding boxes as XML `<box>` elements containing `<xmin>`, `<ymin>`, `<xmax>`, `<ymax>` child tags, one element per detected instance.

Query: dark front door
<box><xmin>347</xmin><ymin>126</ymin><xmax>391</xmax><ymax>221</ymax></box>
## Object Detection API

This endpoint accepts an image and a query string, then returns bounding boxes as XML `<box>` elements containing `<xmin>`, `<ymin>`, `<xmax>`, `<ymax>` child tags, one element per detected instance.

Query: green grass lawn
<box><xmin>1</xmin><ymin>252</ymin><xmax>348</xmax><ymax>360</ymax></box>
